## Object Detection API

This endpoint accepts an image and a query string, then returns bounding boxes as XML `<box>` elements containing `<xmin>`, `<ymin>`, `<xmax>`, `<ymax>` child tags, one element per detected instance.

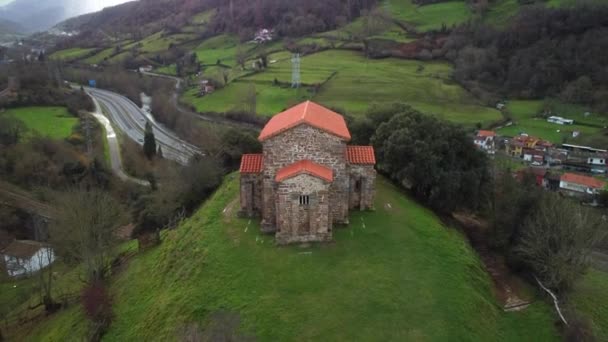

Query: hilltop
<box><xmin>13</xmin><ymin>174</ymin><xmax>559</xmax><ymax>340</ymax></box>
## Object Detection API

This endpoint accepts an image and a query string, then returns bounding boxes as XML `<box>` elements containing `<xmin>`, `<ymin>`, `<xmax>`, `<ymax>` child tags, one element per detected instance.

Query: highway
<box><xmin>84</xmin><ymin>87</ymin><xmax>202</xmax><ymax>165</ymax></box>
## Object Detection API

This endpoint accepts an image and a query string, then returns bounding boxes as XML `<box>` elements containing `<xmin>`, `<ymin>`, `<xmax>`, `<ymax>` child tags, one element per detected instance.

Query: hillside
<box><xmin>14</xmin><ymin>174</ymin><xmax>559</xmax><ymax>341</ymax></box>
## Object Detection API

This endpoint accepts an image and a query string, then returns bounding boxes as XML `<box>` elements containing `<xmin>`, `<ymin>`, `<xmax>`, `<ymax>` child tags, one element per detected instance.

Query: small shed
<box><xmin>1</xmin><ymin>240</ymin><xmax>55</xmax><ymax>277</ymax></box>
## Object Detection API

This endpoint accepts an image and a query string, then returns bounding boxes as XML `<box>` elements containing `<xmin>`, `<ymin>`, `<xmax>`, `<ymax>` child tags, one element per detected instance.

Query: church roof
<box><xmin>239</xmin><ymin>154</ymin><xmax>264</xmax><ymax>173</ymax></box>
<box><xmin>258</xmin><ymin>101</ymin><xmax>351</xmax><ymax>141</ymax></box>
<box><xmin>275</xmin><ymin>160</ymin><xmax>333</xmax><ymax>183</ymax></box>
<box><xmin>347</xmin><ymin>146</ymin><xmax>376</xmax><ymax>165</ymax></box>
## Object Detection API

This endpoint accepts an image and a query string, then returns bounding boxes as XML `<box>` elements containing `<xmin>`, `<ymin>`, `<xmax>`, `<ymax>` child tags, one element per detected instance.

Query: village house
<box><xmin>473</xmin><ymin>130</ymin><xmax>496</xmax><ymax>154</ymax></box>
<box><xmin>1</xmin><ymin>240</ymin><xmax>54</xmax><ymax>277</ymax></box>
<box><xmin>559</xmin><ymin>173</ymin><xmax>606</xmax><ymax>197</ymax></box>
<box><xmin>547</xmin><ymin>116</ymin><xmax>574</xmax><ymax>125</ymax></box>
<box><xmin>239</xmin><ymin>101</ymin><xmax>376</xmax><ymax>245</ymax></box>
<box><xmin>506</xmin><ymin>135</ymin><xmax>553</xmax><ymax>159</ymax></box>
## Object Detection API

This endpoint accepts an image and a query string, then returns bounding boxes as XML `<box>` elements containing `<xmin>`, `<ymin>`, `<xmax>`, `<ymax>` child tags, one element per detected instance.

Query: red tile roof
<box><xmin>275</xmin><ymin>160</ymin><xmax>333</xmax><ymax>183</ymax></box>
<box><xmin>258</xmin><ymin>101</ymin><xmax>351</xmax><ymax>141</ymax></box>
<box><xmin>347</xmin><ymin>146</ymin><xmax>376</xmax><ymax>164</ymax></box>
<box><xmin>239</xmin><ymin>154</ymin><xmax>263</xmax><ymax>173</ymax></box>
<box><xmin>477</xmin><ymin>130</ymin><xmax>496</xmax><ymax>137</ymax></box>
<box><xmin>561</xmin><ymin>173</ymin><xmax>606</xmax><ymax>189</ymax></box>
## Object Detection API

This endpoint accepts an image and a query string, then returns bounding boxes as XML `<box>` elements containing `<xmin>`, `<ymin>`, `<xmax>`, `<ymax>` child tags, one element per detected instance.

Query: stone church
<box><xmin>239</xmin><ymin>101</ymin><xmax>376</xmax><ymax>245</ymax></box>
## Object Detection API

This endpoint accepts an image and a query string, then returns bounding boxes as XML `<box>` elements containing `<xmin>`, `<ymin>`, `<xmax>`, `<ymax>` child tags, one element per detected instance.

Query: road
<box><xmin>141</xmin><ymin>71</ymin><xmax>261</xmax><ymax>130</ymax></box>
<box><xmin>88</xmin><ymin>95</ymin><xmax>150</xmax><ymax>186</ymax></box>
<box><xmin>85</xmin><ymin>86</ymin><xmax>202</xmax><ymax>165</ymax></box>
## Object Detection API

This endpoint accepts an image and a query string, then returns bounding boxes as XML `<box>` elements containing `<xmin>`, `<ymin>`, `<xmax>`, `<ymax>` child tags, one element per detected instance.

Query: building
<box><xmin>473</xmin><ymin>130</ymin><xmax>496</xmax><ymax>153</ymax></box>
<box><xmin>1</xmin><ymin>240</ymin><xmax>54</xmax><ymax>277</ymax></box>
<box><xmin>547</xmin><ymin>116</ymin><xmax>574</xmax><ymax>125</ymax></box>
<box><xmin>559</xmin><ymin>173</ymin><xmax>606</xmax><ymax>196</ymax></box>
<box><xmin>239</xmin><ymin>101</ymin><xmax>376</xmax><ymax>245</ymax></box>
<box><xmin>522</xmin><ymin>148</ymin><xmax>545</xmax><ymax>165</ymax></box>
<box><xmin>506</xmin><ymin>135</ymin><xmax>553</xmax><ymax>159</ymax></box>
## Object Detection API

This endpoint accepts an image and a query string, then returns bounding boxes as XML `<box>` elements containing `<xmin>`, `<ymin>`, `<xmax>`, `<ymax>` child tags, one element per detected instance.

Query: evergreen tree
<box><xmin>143</xmin><ymin>121</ymin><xmax>156</xmax><ymax>160</ymax></box>
<box><xmin>157</xmin><ymin>145</ymin><xmax>163</xmax><ymax>158</ymax></box>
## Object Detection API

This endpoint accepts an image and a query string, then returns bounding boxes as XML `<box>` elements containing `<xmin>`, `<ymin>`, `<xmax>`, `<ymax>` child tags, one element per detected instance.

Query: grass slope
<box><xmin>4</xmin><ymin>106</ymin><xmax>77</xmax><ymax>139</ymax></box>
<box><xmin>25</xmin><ymin>175</ymin><xmax>558</xmax><ymax>340</ymax></box>
<box><xmin>187</xmin><ymin>49</ymin><xmax>501</xmax><ymax>125</ymax></box>
<box><xmin>49</xmin><ymin>48</ymin><xmax>96</xmax><ymax>61</ymax></box>
<box><xmin>498</xmin><ymin>100</ymin><xmax>607</xmax><ymax>143</ymax></box>
<box><xmin>571</xmin><ymin>270</ymin><xmax>608</xmax><ymax>341</ymax></box>
<box><xmin>386</xmin><ymin>0</ymin><xmax>472</xmax><ymax>31</ymax></box>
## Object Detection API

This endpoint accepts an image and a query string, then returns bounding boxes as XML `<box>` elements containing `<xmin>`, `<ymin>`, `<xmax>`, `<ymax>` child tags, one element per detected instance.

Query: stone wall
<box><xmin>275</xmin><ymin>174</ymin><xmax>332</xmax><ymax>244</ymax></box>
<box><xmin>239</xmin><ymin>173</ymin><xmax>262</xmax><ymax>217</ymax></box>
<box><xmin>261</xmin><ymin>125</ymin><xmax>349</xmax><ymax>232</ymax></box>
<box><xmin>348</xmin><ymin>165</ymin><xmax>377</xmax><ymax>210</ymax></box>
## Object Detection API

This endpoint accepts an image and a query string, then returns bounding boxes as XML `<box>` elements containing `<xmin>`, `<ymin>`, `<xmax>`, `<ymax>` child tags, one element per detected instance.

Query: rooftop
<box><xmin>476</xmin><ymin>130</ymin><xmax>496</xmax><ymax>137</ymax></box>
<box><xmin>1</xmin><ymin>240</ymin><xmax>45</xmax><ymax>259</ymax></box>
<box><xmin>240</xmin><ymin>154</ymin><xmax>264</xmax><ymax>173</ymax></box>
<box><xmin>347</xmin><ymin>146</ymin><xmax>376</xmax><ymax>165</ymax></box>
<box><xmin>561</xmin><ymin>173</ymin><xmax>606</xmax><ymax>189</ymax></box>
<box><xmin>275</xmin><ymin>160</ymin><xmax>333</xmax><ymax>183</ymax></box>
<box><xmin>258</xmin><ymin>101</ymin><xmax>351</xmax><ymax>142</ymax></box>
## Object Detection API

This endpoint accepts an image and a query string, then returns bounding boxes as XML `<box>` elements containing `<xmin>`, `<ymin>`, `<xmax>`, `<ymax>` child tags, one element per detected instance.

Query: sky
<box><xmin>0</xmin><ymin>0</ymin><xmax>133</xmax><ymax>11</ymax></box>
<box><xmin>85</xmin><ymin>0</ymin><xmax>134</xmax><ymax>12</ymax></box>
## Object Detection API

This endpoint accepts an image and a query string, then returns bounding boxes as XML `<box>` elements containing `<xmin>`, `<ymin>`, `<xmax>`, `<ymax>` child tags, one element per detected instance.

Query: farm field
<box><xmin>386</xmin><ymin>0</ymin><xmax>472</xmax><ymax>31</ymax></box>
<box><xmin>82</xmin><ymin>47</ymin><xmax>116</xmax><ymax>64</ymax></box>
<box><xmin>185</xmin><ymin>49</ymin><xmax>501</xmax><ymax>125</ymax></box>
<box><xmin>3</xmin><ymin>107</ymin><xmax>78</xmax><ymax>139</ymax></box>
<box><xmin>194</xmin><ymin>34</ymin><xmax>243</xmax><ymax>66</ymax></box>
<box><xmin>571</xmin><ymin>269</ymin><xmax>608</xmax><ymax>341</ymax></box>
<box><xmin>49</xmin><ymin>48</ymin><xmax>96</xmax><ymax>61</ymax></box>
<box><xmin>20</xmin><ymin>175</ymin><xmax>559</xmax><ymax>341</ymax></box>
<box><xmin>497</xmin><ymin>100</ymin><xmax>607</xmax><ymax>144</ymax></box>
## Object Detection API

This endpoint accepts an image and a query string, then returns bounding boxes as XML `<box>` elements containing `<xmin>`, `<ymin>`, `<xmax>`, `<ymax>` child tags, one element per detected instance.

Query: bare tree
<box><xmin>517</xmin><ymin>194</ymin><xmax>607</xmax><ymax>291</ymax></box>
<box><xmin>50</xmin><ymin>189</ymin><xmax>126</xmax><ymax>283</ymax></box>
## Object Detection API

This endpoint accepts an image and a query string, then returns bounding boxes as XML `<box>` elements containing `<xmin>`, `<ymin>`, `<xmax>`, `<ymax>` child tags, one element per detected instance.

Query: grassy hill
<box><xmin>4</xmin><ymin>106</ymin><xmax>78</xmax><ymax>139</ymax></box>
<box><xmin>19</xmin><ymin>175</ymin><xmax>559</xmax><ymax>340</ymax></box>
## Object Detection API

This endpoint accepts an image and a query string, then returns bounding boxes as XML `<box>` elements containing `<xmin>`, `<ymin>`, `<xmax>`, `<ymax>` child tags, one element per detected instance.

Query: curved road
<box><xmin>85</xmin><ymin>87</ymin><xmax>202</xmax><ymax>165</ymax></box>
<box><xmin>88</xmin><ymin>95</ymin><xmax>150</xmax><ymax>186</ymax></box>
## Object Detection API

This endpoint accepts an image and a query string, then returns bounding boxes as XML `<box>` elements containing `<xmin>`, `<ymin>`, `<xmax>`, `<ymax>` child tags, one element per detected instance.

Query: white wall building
<box><xmin>588</xmin><ymin>156</ymin><xmax>607</xmax><ymax>166</ymax></box>
<box><xmin>547</xmin><ymin>116</ymin><xmax>574</xmax><ymax>125</ymax></box>
<box><xmin>1</xmin><ymin>240</ymin><xmax>55</xmax><ymax>278</ymax></box>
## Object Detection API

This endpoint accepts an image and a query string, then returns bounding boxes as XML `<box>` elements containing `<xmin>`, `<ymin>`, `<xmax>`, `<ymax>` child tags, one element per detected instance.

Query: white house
<box><xmin>473</xmin><ymin>130</ymin><xmax>496</xmax><ymax>154</ymax></box>
<box><xmin>559</xmin><ymin>173</ymin><xmax>606</xmax><ymax>196</ymax></box>
<box><xmin>547</xmin><ymin>116</ymin><xmax>574</xmax><ymax>125</ymax></box>
<box><xmin>1</xmin><ymin>240</ymin><xmax>55</xmax><ymax>278</ymax></box>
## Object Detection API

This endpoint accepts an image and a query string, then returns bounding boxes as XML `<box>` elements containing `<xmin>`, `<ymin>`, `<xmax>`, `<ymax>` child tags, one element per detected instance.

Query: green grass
<box><xmin>194</xmin><ymin>34</ymin><xmax>243</xmax><ymax>66</ymax></box>
<box><xmin>198</xmin><ymin>49</ymin><xmax>500</xmax><ymax>125</ymax></box>
<box><xmin>183</xmin><ymin>81</ymin><xmax>310</xmax><ymax>116</ymax></box>
<box><xmin>49</xmin><ymin>48</ymin><xmax>97</xmax><ymax>61</ymax></box>
<box><xmin>497</xmin><ymin>100</ymin><xmax>607</xmax><ymax>143</ymax></box>
<box><xmin>571</xmin><ymin>270</ymin><xmax>608</xmax><ymax>341</ymax></box>
<box><xmin>82</xmin><ymin>47</ymin><xmax>117</xmax><ymax>64</ymax></box>
<box><xmin>137</xmin><ymin>32</ymin><xmax>198</xmax><ymax>53</ymax></box>
<box><xmin>3</xmin><ymin>107</ymin><xmax>78</xmax><ymax>140</ymax></box>
<box><xmin>386</xmin><ymin>0</ymin><xmax>472</xmax><ymax>31</ymax></box>
<box><xmin>106</xmin><ymin>51</ymin><xmax>132</xmax><ymax>64</ymax></box>
<box><xmin>155</xmin><ymin>64</ymin><xmax>178</xmax><ymax>76</ymax></box>
<box><xmin>22</xmin><ymin>175</ymin><xmax>558</xmax><ymax>341</ymax></box>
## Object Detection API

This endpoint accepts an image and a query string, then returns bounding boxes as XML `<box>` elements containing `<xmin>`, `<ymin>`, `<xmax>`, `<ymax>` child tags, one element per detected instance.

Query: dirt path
<box><xmin>452</xmin><ymin>213</ymin><xmax>532</xmax><ymax>311</ymax></box>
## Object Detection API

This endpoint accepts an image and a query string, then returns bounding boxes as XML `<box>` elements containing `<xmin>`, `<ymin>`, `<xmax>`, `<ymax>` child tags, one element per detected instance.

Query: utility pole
<box><xmin>291</xmin><ymin>53</ymin><xmax>301</xmax><ymax>88</ymax></box>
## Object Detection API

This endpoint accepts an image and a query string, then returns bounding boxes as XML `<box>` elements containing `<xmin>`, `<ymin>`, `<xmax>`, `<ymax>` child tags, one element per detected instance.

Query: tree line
<box><xmin>440</xmin><ymin>3</ymin><xmax>608</xmax><ymax>113</ymax></box>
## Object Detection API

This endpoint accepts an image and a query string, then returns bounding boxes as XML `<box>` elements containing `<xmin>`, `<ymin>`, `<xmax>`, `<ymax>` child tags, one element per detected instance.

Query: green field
<box><xmin>82</xmin><ymin>47</ymin><xmax>117</xmax><ymax>64</ymax></box>
<box><xmin>49</xmin><ymin>48</ymin><xmax>97</xmax><ymax>61</ymax></box>
<box><xmin>497</xmin><ymin>100</ymin><xmax>607</xmax><ymax>143</ymax></box>
<box><xmin>4</xmin><ymin>107</ymin><xmax>78</xmax><ymax>140</ymax></box>
<box><xmin>571</xmin><ymin>270</ymin><xmax>608</xmax><ymax>340</ymax></box>
<box><xmin>386</xmin><ymin>0</ymin><xmax>472</xmax><ymax>31</ymax></box>
<box><xmin>194</xmin><ymin>34</ymin><xmax>244</xmax><ymax>66</ymax></box>
<box><xmin>155</xmin><ymin>64</ymin><xmax>178</xmax><ymax>76</ymax></box>
<box><xmin>136</xmin><ymin>32</ymin><xmax>198</xmax><ymax>53</ymax></box>
<box><xmin>22</xmin><ymin>175</ymin><xmax>558</xmax><ymax>341</ymax></box>
<box><xmin>185</xmin><ymin>49</ymin><xmax>501</xmax><ymax>125</ymax></box>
